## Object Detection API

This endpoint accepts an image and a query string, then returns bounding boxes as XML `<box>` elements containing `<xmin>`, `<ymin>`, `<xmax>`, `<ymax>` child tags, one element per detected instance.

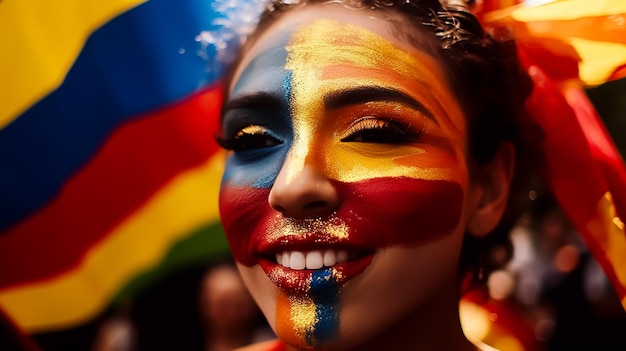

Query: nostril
<box><xmin>274</xmin><ymin>205</ymin><xmax>288</xmax><ymax>215</ymax></box>
<box><xmin>303</xmin><ymin>200</ymin><xmax>329</xmax><ymax>211</ymax></box>
<box><xmin>272</xmin><ymin>200</ymin><xmax>335</xmax><ymax>218</ymax></box>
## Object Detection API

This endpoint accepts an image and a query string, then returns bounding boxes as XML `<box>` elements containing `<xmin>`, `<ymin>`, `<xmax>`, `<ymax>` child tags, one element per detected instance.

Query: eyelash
<box><xmin>340</xmin><ymin>117</ymin><xmax>423</xmax><ymax>144</ymax></box>
<box><xmin>216</xmin><ymin>125</ymin><xmax>283</xmax><ymax>152</ymax></box>
<box><xmin>217</xmin><ymin>117</ymin><xmax>422</xmax><ymax>151</ymax></box>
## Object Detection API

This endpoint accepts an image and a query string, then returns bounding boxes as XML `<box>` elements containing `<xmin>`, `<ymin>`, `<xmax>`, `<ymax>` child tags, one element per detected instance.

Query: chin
<box><xmin>236</xmin><ymin>239</ymin><xmax>463</xmax><ymax>350</ymax></box>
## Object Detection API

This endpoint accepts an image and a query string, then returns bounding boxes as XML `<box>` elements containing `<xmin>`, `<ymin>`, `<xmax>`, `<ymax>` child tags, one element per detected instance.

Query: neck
<box><xmin>284</xmin><ymin>280</ymin><xmax>477</xmax><ymax>351</ymax></box>
<box><xmin>360</xmin><ymin>283</ymin><xmax>474</xmax><ymax>351</ymax></box>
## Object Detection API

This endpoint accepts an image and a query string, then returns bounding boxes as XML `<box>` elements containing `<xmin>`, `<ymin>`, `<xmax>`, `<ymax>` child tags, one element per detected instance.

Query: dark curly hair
<box><xmin>226</xmin><ymin>0</ymin><xmax>536</xmax><ymax>288</ymax></box>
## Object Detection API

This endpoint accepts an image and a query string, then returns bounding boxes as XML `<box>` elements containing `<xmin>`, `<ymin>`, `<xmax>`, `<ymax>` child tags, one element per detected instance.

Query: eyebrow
<box><xmin>222</xmin><ymin>92</ymin><xmax>284</xmax><ymax>113</ymax></box>
<box><xmin>324</xmin><ymin>86</ymin><xmax>434</xmax><ymax>121</ymax></box>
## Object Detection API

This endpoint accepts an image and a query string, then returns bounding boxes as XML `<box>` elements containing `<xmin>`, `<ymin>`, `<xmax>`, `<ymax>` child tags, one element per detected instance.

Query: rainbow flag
<box><xmin>0</xmin><ymin>0</ymin><xmax>263</xmax><ymax>334</ymax></box>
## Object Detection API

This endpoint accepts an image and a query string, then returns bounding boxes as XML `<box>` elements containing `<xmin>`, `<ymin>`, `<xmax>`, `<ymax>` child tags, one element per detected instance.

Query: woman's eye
<box><xmin>217</xmin><ymin>125</ymin><xmax>283</xmax><ymax>152</ymax></box>
<box><xmin>340</xmin><ymin>117</ymin><xmax>422</xmax><ymax>144</ymax></box>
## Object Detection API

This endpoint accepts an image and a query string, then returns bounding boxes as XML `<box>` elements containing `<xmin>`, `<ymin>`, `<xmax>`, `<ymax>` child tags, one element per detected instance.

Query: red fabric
<box><xmin>464</xmin><ymin>289</ymin><xmax>543</xmax><ymax>351</ymax></box>
<box><xmin>518</xmin><ymin>44</ymin><xmax>626</xmax><ymax>306</ymax></box>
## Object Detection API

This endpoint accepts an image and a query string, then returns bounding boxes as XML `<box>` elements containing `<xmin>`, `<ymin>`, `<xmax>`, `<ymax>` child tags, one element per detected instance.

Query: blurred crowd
<box><xmin>478</xmin><ymin>191</ymin><xmax>626</xmax><ymax>350</ymax></box>
<box><xmin>88</xmin><ymin>259</ymin><xmax>274</xmax><ymax>351</ymax></box>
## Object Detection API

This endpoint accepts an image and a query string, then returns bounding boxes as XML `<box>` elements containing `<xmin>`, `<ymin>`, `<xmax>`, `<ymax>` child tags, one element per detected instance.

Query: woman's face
<box><xmin>219</xmin><ymin>5</ymin><xmax>480</xmax><ymax>350</ymax></box>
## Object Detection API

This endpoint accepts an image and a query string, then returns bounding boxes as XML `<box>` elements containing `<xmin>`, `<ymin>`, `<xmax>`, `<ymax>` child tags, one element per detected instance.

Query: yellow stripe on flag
<box><xmin>0</xmin><ymin>0</ymin><xmax>146</xmax><ymax>130</ymax></box>
<box><xmin>0</xmin><ymin>152</ymin><xmax>224</xmax><ymax>332</ymax></box>
<box><xmin>512</xmin><ymin>0</ymin><xmax>626</xmax><ymax>22</ymax></box>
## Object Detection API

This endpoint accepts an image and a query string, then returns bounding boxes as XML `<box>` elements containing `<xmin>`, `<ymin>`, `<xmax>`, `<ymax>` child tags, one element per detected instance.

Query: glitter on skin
<box><xmin>290</xmin><ymin>295</ymin><xmax>318</xmax><ymax>340</ymax></box>
<box><xmin>237</xmin><ymin>125</ymin><xmax>272</xmax><ymax>138</ymax></box>
<box><xmin>220</xmin><ymin>177</ymin><xmax>464</xmax><ymax>266</ymax></box>
<box><xmin>276</xmin><ymin>292</ymin><xmax>318</xmax><ymax>348</ymax></box>
<box><xmin>268</xmin><ymin>264</ymin><xmax>313</xmax><ymax>293</ymax></box>
<box><xmin>275</xmin><ymin>268</ymin><xmax>341</xmax><ymax>349</ymax></box>
<box><xmin>265</xmin><ymin>213</ymin><xmax>350</xmax><ymax>244</ymax></box>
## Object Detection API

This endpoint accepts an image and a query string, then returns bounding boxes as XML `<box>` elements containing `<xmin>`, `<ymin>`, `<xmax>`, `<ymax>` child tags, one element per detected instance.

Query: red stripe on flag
<box><xmin>0</xmin><ymin>85</ymin><xmax>223</xmax><ymax>289</ymax></box>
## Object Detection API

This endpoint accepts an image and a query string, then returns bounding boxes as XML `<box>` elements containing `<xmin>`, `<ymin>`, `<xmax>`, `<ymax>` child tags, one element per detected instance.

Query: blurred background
<box><xmin>1</xmin><ymin>0</ymin><xmax>624</xmax><ymax>350</ymax></box>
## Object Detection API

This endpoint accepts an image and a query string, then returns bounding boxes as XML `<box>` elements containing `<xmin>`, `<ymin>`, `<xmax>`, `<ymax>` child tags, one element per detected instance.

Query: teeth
<box><xmin>323</xmin><ymin>250</ymin><xmax>335</xmax><ymax>267</ymax></box>
<box><xmin>276</xmin><ymin>250</ymin><xmax>350</xmax><ymax>270</ymax></box>
<box><xmin>290</xmin><ymin>251</ymin><xmax>306</xmax><ymax>270</ymax></box>
<box><xmin>305</xmin><ymin>250</ymin><xmax>323</xmax><ymax>269</ymax></box>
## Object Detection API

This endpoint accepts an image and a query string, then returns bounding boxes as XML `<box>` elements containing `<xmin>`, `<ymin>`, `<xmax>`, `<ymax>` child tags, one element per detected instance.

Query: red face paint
<box><xmin>220</xmin><ymin>176</ymin><xmax>463</xmax><ymax>268</ymax></box>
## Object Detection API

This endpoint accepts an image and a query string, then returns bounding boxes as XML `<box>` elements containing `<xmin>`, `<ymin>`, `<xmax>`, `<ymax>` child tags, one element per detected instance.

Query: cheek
<box><xmin>336</xmin><ymin>177</ymin><xmax>465</xmax><ymax>248</ymax></box>
<box><xmin>219</xmin><ymin>183</ymin><xmax>270</xmax><ymax>265</ymax></box>
<box><xmin>337</xmin><ymin>238</ymin><xmax>464</xmax><ymax>344</ymax></box>
<box><xmin>219</xmin><ymin>150</ymin><xmax>287</xmax><ymax>265</ymax></box>
<box><xmin>221</xmin><ymin>145</ymin><xmax>288</xmax><ymax>189</ymax></box>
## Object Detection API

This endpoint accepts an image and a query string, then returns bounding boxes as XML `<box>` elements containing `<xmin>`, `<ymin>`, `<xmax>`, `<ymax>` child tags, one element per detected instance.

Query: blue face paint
<box><xmin>308</xmin><ymin>268</ymin><xmax>340</xmax><ymax>345</ymax></box>
<box><xmin>221</xmin><ymin>31</ymin><xmax>295</xmax><ymax>189</ymax></box>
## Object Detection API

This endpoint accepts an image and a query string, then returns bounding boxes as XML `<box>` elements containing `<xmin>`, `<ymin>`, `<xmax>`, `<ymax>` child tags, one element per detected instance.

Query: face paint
<box><xmin>221</xmin><ymin>17</ymin><xmax>467</xmax><ymax>260</ymax></box>
<box><xmin>220</xmin><ymin>176</ymin><xmax>463</xmax><ymax>348</ymax></box>
<box><xmin>274</xmin><ymin>269</ymin><xmax>341</xmax><ymax>348</ymax></box>
<box><xmin>220</xmin><ymin>177</ymin><xmax>463</xmax><ymax>267</ymax></box>
<box><xmin>220</xmin><ymin>17</ymin><xmax>469</xmax><ymax>349</ymax></box>
<box><xmin>283</xmin><ymin>19</ymin><xmax>465</xmax><ymax>185</ymax></box>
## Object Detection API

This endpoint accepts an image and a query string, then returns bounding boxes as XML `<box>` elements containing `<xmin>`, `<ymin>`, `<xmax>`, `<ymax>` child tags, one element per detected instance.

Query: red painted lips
<box><xmin>220</xmin><ymin>176</ymin><xmax>464</xmax><ymax>289</ymax></box>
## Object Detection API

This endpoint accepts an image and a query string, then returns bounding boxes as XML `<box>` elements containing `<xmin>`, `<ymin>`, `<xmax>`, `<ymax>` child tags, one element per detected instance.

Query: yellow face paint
<box><xmin>274</xmin><ymin>267</ymin><xmax>344</xmax><ymax>349</ymax></box>
<box><xmin>284</xmin><ymin>19</ymin><xmax>467</xmax><ymax>184</ymax></box>
<box><xmin>224</xmin><ymin>14</ymin><xmax>472</xmax><ymax>350</ymax></box>
<box><xmin>276</xmin><ymin>292</ymin><xmax>317</xmax><ymax>346</ymax></box>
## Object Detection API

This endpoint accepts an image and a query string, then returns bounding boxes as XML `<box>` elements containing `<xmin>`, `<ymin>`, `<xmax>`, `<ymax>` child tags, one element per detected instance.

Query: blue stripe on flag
<box><xmin>0</xmin><ymin>0</ymin><xmax>241</xmax><ymax>231</ymax></box>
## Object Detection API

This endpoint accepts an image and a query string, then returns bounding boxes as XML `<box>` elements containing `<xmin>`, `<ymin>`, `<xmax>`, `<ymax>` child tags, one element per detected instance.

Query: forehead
<box><xmin>227</xmin><ymin>4</ymin><xmax>466</xmax><ymax>136</ymax></box>
<box><xmin>230</xmin><ymin>4</ymin><xmax>440</xmax><ymax>93</ymax></box>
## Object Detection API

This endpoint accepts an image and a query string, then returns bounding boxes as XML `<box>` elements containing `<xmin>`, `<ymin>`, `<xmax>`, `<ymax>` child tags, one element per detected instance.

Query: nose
<box><xmin>268</xmin><ymin>156</ymin><xmax>340</xmax><ymax>219</ymax></box>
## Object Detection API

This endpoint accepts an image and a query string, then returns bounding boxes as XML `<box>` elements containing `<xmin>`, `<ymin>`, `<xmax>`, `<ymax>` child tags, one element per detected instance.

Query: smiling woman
<box><xmin>216</xmin><ymin>0</ymin><xmax>533</xmax><ymax>350</ymax></box>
